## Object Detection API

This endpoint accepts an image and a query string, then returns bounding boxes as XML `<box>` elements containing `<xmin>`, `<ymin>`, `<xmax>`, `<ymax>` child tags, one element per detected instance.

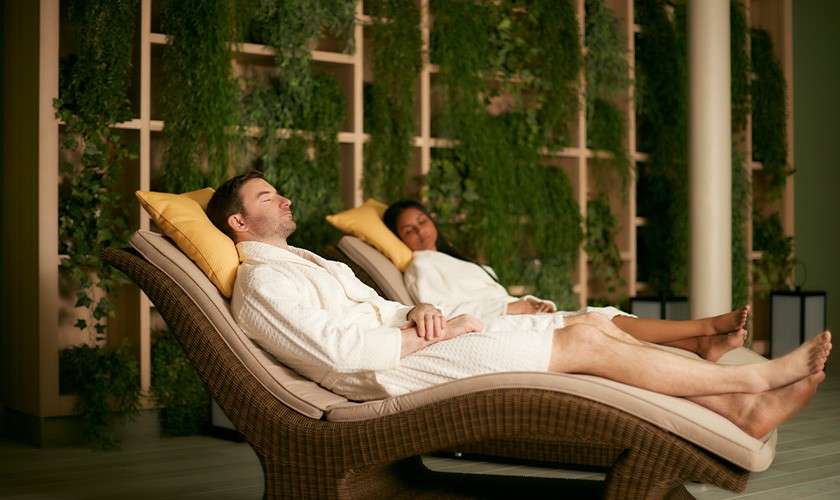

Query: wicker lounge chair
<box><xmin>104</xmin><ymin>230</ymin><xmax>776</xmax><ymax>499</ymax></box>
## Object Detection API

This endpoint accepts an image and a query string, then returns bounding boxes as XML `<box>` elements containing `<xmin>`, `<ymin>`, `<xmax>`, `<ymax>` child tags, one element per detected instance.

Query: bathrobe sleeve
<box><xmin>404</xmin><ymin>253</ymin><xmax>512</xmax><ymax>320</ymax></box>
<box><xmin>234</xmin><ymin>266</ymin><xmax>403</xmax><ymax>375</ymax></box>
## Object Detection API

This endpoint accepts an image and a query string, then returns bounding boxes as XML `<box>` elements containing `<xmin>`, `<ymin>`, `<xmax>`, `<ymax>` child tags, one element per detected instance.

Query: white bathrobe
<box><xmin>232</xmin><ymin>241</ymin><xmax>562</xmax><ymax>400</ymax></box>
<box><xmin>232</xmin><ymin>241</ymin><xmax>411</xmax><ymax>400</ymax></box>
<box><xmin>404</xmin><ymin>250</ymin><xmax>632</xmax><ymax>323</ymax></box>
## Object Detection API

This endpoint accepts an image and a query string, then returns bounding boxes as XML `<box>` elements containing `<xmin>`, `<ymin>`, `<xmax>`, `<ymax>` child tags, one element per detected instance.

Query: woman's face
<box><xmin>395</xmin><ymin>207</ymin><xmax>438</xmax><ymax>252</ymax></box>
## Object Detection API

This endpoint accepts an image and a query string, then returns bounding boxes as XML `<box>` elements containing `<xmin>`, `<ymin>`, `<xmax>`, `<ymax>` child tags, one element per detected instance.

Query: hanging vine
<box><xmin>585</xmin><ymin>0</ymin><xmax>631</xmax><ymax>184</ymax></box>
<box><xmin>242</xmin><ymin>73</ymin><xmax>346</xmax><ymax>252</ymax></box>
<box><xmin>751</xmin><ymin>27</ymin><xmax>793</xmax><ymax>294</ymax></box>
<box><xmin>248</xmin><ymin>0</ymin><xmax>355</xmax><ymax>125</ymax></box>
<box><xmin>428</xmin><ymin>0</ymin><xmax>582</xmax><ymax>307</ymax></box>
<box><xmin>363</xmin><ymin>0</ymin><xmax>422</xmax><ymax>201</ymax></box>
<box><xmin>731</xmin><ymin>0</ymin><xmax>750</xmax><ymax>308</ymax></box>
<box><xmin>583</xmin><ymin>0</ymin><xmax>631</xmax><ymax>305</ymax></box>
<box><xmin>151</xmin><ymin>332</ymin><xmax>209</xmax><ymax>436</ymax></box>
<box><xmin>636</xmin><ymin>0</ymin><xmax>688</xmax><ymax>297</ymax></box>
<box><xmin>753</xmin><ymin>213</ymin><xmax>794</xmax><ymax>291</ymax></box>
<box><xmin>751</xmin><ymin>28</ymin><xmax>790</xmax><ymax>195</ymax></box>
<box><xmin>239</xmin><ymin>2</ymin><xmax>355</xmax><ymax>252</ymax></box>
<box><xmin>54</xmin><ymin>0</ymin><xmax>141</xmax><ymax>448</ymax></box>
<box><xmin>586</xmin><ymin>195</ymin><xmax>626</xmax><ymax>304</ymax></box>
<box><xmin>158</xmin><ymin>0</ymin><xmax>248</xmax><ymax>193</ymax></box>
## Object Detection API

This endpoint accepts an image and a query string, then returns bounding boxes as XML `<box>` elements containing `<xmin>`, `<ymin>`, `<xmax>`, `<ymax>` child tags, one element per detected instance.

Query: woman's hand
<box><xmin>506</xmin><ymin>298</ymin><xmax>554</xmax><ymax>315</ymax></box>
<box><xmin>405</xmin><ymin>303</ymin><xmax>446</xmax><ymax>340</ymax></box>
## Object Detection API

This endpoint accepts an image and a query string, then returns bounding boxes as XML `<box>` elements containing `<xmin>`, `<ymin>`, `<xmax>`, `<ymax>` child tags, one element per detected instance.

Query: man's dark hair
<box><xmin>206</xmin><ymin>170</ymin><xmax>267</xmax><ymax>240</ymax></box>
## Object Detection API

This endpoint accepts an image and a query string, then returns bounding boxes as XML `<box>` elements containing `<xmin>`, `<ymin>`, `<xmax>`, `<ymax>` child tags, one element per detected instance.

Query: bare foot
<box><xmin>761</xmin><ymin>331</ymin><xmax>832</xmax><ymax>390</ymax></box>
<box><xmin>708</xmin><ymin>305</ymin><xmax>751</xmax><ymax>335</ymax></box>
<box><xmin>737</xmin><ymin>371</ymin><xmax>825</xmax><ymax>438</ymax></box>
<box><xmin>699</xmin><ymin>329</ymin><xmax>746</xmax><ymax>362</ymax></box>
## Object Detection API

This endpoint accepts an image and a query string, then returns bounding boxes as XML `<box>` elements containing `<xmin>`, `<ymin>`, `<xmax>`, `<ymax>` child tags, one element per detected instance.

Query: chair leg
<box><xmin>260</xmin><ymin>455</ymin><xmax>433</xmax><ymax>500</ymax></box>
<box><xmin>603</xmin><ymin>450</ymin><xmax>695</xmax><ymax>500</ymax></box>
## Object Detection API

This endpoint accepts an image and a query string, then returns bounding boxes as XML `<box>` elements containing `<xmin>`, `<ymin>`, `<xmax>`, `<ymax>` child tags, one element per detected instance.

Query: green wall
<box><xmin>793</xmin><ymin>0</ymin><xmax>840</xmax><ymax>333</ymax></box>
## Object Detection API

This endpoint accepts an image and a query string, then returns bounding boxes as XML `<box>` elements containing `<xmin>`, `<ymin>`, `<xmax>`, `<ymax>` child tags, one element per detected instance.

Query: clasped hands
<box><xmin>402</xmin><ymin>303</ymin><xmax>484</xmax><ymax>341</ymax></box>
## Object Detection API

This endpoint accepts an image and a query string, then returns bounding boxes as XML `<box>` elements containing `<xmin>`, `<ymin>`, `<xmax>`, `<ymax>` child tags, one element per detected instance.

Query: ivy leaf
<box><xmin>75</xmin><ymin>292</ymin><xmax>93</xmax><ymax>308</ymax></box>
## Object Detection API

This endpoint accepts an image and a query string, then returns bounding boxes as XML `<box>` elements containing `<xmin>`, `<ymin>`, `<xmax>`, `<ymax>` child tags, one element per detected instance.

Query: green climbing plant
<box><xmin>751</xmin><ymin>28</ymin><xmax>790</xmax><ymax>195</ymax></box>
<box><xmin>158</xmin><ymin>0</ymin><xmax>249</xmax><ymax>193</ymax></box>
<box><xmin>753</xmin><ymin>213</ymin><xmax>794</xmax><ymax>291</ymax></box>
<box><xmin>750</xmin><ymin>27</ymin><xmax>793</xmax><ymax>295</ymax></box>
<box><xmin>238</xmin><ymin>1</ymin><xmax>355</xmax><ymax>252</ymax></box>
<box><xmin>54</xmin><ymin>0</ymin><xmax>142</xmax><ymax>449</ymax></box>
<box><xmin>247</xmin><ymin>0</ymin><xmax>355</xmax><ymax>126</ymax></box>
<box><xmin>59</xmin><ymin>344</ymin><xmax>140</xmax><ymax>449</ymax></box>
<box><xmin>364</xmin><ymin>0</ymin><xmax>422</xmax><ymax>201</ymax></box>
<box><xmin>151</xmin><ymin>332</ymin><xmax>209</xmax><ymax>436</ymax></box>
<box><xmin>635</xmin><ymin>0</ymin><xmax>688</xmax><ymax>297</ymax></box>
<box><xmin>731</xmin><ymin>150</ymin><xmax>750</xmax><ymax>308</ymax></box>
<box><xmin>585</xmin><ymin>0</ymin><xmax>631</xmax><ymax>185</ymax></box>
<box><xmin>242</xmin><ymin>73</ymin><xmax>346</xmax><ymax>252</ymax></box>
<box><xmin>586</xmin><ymin>195</ymin><xmax>626</xmax><ymax>304</ymax></box>
<box><xmin>583</xmin><ymin>0</ymin><xmax>631</xmax><ymax>306</ymax></box>
<box><xmin>731</xmin><ymin>0</ymin><xmax>751</xmax><ymax>308</ymax></box>
<box><xmin>428</xmin><ymin>0</ymin><xmax>582</xmax><ymax>307</ymax></box>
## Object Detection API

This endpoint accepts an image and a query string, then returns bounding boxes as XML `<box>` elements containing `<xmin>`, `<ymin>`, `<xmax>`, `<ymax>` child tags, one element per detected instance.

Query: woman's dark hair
<box><xmin>206</xmin><ymin>170</ymin><xmax>267</xmax><ymax>240</ymax></box>
<box><xmin>384</xmin><ymin>200</ymin><xmax>500</xmax><ymax>283</ymax></box>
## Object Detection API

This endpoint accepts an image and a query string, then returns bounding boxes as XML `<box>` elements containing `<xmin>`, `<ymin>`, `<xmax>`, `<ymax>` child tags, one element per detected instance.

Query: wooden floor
<box><xmin>1</xmin><ymin>361</ymin><xmax>838</xmax><ymax>499</ymax></box>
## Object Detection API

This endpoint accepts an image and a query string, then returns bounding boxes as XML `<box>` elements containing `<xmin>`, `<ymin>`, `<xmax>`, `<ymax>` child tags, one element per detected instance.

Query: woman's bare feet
<box><xmin>760</xmin><ymin>331</ymin><xmax>832</xmax><ymax>390</ymax></box>
<box><xmin>708</xmin><ymin>305</ymin><xmax>751</xmax><ymax>335</ymax></box>
<box><xmin>736</xmin><ymin>371</ymin><xmax>825</xmax><ymax>438</ymax></box>
<box><xmin>699</xmin><ymin>329</ymin><xmax>746</xmax><ymax>362</ymax></box>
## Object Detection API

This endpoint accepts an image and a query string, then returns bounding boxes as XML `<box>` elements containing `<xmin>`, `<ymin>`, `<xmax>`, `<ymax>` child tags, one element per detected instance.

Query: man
<box><xmin>207</xmin><ymin>172</ymin><xmax>831</xmax><ymax>439</ymax></box>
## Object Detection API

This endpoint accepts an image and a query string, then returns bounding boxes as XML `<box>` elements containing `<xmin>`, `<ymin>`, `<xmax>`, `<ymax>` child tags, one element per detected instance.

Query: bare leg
<box><xmin>611</xmin><ymin>305</ymin><xmax>750</xmax><ymax>344</ymax></box>
<box><xmin>548</xmin><ymin>324</ymin><xmax>831</xmax><ymax>396</ymax></box>
<box><xmin>664</xmin><ymin>329</ymin><xmax>746</xmax><ymax>362</ymax></box>
<box><xmin>687</xmin><ymin>371</ymin><xmax>825</xmax><ymax>438</ymax></box>
<box><xmin>566</xmin><ymin>312</ymin><xmax>745</xmax><ymax>360</ymax></box>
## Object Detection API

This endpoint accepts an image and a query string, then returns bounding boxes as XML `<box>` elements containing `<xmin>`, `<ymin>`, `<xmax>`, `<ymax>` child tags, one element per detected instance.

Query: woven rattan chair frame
<box><xmin>104</xmin><ymin>247</ymin><xmax>749</xmax><ymax>499</ymax></box>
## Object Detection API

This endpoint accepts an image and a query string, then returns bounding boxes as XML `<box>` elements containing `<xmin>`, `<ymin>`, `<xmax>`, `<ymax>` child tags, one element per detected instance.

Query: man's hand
<box><xmin>506</xmin><ymin>298</ymin><xmax>554</xmax><ymax>315</ymax></box>
<box><xmin>399</xmin><ymin>313</ymin><xmax>483</xmax><ymax>358</ymax></box>
<box><xmin>442</xmin><ymin>314</ymin><xmax>484</xmax><ymax>340</ymax></box>
<box><xmin>405</xmin><ymin>303</ymin><xmax>446</xmax><ymax>340</ymax></box>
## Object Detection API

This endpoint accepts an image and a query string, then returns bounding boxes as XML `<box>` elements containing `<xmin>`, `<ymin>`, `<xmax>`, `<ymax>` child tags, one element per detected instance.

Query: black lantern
<box><xmin>629</xmin><ymin>297</ymin><xmax>690</xmax><ymax>320</ymax></box>
<box><xmin>770</xmin><ymin>290</ymin><xmax>827</xmax><ymax>358</ymax></box>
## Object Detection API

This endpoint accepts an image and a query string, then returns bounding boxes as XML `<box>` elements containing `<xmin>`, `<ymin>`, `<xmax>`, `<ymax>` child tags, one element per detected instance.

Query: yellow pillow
<box><xmin>136</xmin><ymin>188</ymin><xmax>239</xmax><ymax>298</ymax></box>
<box><xmin>326</xmin><ymin>199</ymin><xmax>413</xmax><ymax>271</ymax></box>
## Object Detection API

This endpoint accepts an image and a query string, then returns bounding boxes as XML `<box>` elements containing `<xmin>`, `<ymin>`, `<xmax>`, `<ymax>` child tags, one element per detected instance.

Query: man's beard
<box><xmin>279</xmin><ymin>219</ymin><xmax>297</xmax><ymax>239</ymax></box>
<box><xmin>245</xmin><ymin>212</ymin><xmax>296</xmax><ymax>240</ymax></box>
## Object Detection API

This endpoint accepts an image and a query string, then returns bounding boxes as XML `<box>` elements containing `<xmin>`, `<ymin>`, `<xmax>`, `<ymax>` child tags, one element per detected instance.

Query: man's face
<box><xmin>234</xmin><ymin>178</ymin><xmax>296</xmax><ymax>241</ymax></box>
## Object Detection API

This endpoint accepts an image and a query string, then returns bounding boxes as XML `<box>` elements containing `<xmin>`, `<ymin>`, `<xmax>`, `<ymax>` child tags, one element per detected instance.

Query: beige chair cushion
<box><xmin>338</xmin><ymin>235</ymin><xmax>415</xmax><ymax>305</ymax></box>
<box><xmin>326</xmin><ymin>199</ymin><xmax>414</xmax><ymax>270</ymax></box>
<box><xmin>130</xmin><ymin>230</ymin><xmax>347</xmax><ymax>419</ymax></box>
<box><xmin>326</xmin><ymin>346</ymin><xmax>777</xmax><ymax>472</ymax></box>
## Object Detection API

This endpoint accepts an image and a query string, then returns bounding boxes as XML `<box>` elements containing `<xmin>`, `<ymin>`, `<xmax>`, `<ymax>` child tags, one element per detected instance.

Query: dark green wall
<box><xmin>793</xmin><ymin>0</ymin><xmax>840</xmax><ymax>333</ymax></box>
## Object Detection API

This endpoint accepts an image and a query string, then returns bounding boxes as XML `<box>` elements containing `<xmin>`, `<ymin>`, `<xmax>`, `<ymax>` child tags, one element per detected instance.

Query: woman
<box><xmin>384</xmin><ymin>200</ymin><xmax>750</xmax><ymax>362</ymax></box>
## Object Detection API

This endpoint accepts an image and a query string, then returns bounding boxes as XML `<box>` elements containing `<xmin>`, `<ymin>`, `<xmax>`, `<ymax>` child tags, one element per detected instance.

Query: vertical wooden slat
<box><xmin>782</xmin><ymin>0</ymin><xmax>794</xmax><ymax>246</ymax></box>
<box><xmin>419</xmin><ymin>0</ymin><xmax>431</xmax><ymax>178</ymax></box>
<box><xmin>577</xmin><ymin>0</ymin><xmax>588</xmax><ymax>309</ymax></box>
<box><xmin>139</xmin><ymin>0</ymin><xmax>152</xmax><ymax>396</ymax></box>
<box><xmin>40</xmin><ymin>0</ymin><xmax>62</xmax><ymax>416</ymax></box>
<box><xmin>626</xmin><ymin>0</ymin><xmax>638</xmax><ymax>298</ymax></box>
<box><xmin>351</xmin><ymin>0</ymin><xmax>365</xmax><ymax>207</ymax></box>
